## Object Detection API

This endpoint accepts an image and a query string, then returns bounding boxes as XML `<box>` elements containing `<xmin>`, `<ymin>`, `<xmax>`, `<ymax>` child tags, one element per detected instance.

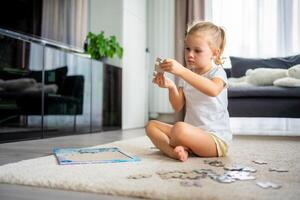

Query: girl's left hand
<box><xmin>152</xmin><ymin>73</ymin><xmax>175</xmax><ymax>89</ymax></box>
<box><xmin>159</xmin><ymin>58</ymin><xmax>185</xmax><ymax>76</ymax></box>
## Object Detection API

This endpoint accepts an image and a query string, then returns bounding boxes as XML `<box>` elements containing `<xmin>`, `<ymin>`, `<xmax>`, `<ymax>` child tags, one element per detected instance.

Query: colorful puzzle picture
<box><xmin>53</xmin><ymin>147</ymin><xmax>140</xmax><ymax>165</ymax></box>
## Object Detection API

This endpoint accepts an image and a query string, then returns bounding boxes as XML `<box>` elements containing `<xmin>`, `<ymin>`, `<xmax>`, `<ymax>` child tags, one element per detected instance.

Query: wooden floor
<box><xmin>0</xmin><ymin>128</ymin><xmax>145</xmax><ymax>200</ymax></box>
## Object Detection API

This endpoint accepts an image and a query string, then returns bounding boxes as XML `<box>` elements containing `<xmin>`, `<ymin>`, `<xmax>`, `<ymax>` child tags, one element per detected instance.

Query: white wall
<box><xmin>147</xmin><ymin>0</ymin><xmax>175</xmax><ymax>116</ymax></box>
<box><xmin>89</xmin><ymin>0</ymin><xmax>123</xmax><ymax>67</ymax></box>
<box><xmin>89</xmin><ymin>0</ymin><xmax>148</xmax><ymax>129</ymax></box>
<box><xmin>122</xmin><ymin>0</ymin><xmax>147</xmax><ymax>129</ymax></box>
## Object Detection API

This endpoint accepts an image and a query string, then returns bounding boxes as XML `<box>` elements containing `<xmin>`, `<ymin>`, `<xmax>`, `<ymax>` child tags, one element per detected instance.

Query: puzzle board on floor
<box><xmin>53</xmin><ymin>147</ymin><xmax>140</xmax><ymax>165</ymax></box>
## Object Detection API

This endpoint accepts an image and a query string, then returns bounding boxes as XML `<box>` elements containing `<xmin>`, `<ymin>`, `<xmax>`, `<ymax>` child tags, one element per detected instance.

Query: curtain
<box><xmin>175</xmin><ymin>0</ymin><xmax>205</xmax><ymax>65</ymax></box>
<box><xmin>148</xmin><ymin>0</ymin><xmax>175</xmax><ymax>116</ymax></box>
<box><xmin>208</xmin><ymin>0</ymin><xmax>300</xmax><ymax>58</ymax></box>
<box><xmin>41</xmin><ymin>0</ymin><xmax>88</xmax><ymax>48</ymax></box>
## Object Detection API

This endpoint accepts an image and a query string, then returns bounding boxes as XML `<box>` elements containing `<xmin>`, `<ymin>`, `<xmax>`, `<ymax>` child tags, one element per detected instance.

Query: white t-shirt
<box><xmin>178</xmin><ymin>66</ymin><xmax>232</xmax><ymax>145</ymax></box>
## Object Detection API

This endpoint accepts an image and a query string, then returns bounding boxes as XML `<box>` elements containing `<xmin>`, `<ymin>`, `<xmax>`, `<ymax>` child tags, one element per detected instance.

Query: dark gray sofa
<box><xmin>225</xmin><ymin>54</ymin><xmax>300</xmax><ymax>118</ymax></box>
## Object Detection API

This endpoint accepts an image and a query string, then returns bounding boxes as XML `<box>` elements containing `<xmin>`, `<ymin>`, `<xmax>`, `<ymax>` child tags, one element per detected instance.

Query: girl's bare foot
<box><xmin>174</xmin><ymin>146</ymin><xmax>188</xmax><ymax>162</ymax></box>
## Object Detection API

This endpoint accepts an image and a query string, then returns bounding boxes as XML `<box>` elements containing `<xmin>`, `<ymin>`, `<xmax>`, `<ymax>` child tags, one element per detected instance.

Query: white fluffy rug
<box><xmin>0</xmin><ymin>136</ymin><xmax>299</xmax><ymax>200</ymax></box>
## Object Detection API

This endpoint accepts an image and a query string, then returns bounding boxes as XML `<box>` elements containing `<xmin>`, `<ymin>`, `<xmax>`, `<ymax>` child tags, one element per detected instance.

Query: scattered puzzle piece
<box><xmin>256</xmin><ymin>181</ymin><xmax>282</xmax><ymax>189</ymax></box>
<box><xmin>252</xmin><ymin>160</ymin><xmax>268</xmax><ymax>165</ymax></box>
<box><xmin>180</xmin><ymin>180</ymin><xmax>202</xmax><ymax>187</ymax></box>
<box><xmin>204</xmin><ymin>160</ymin><xmax>225</xmax><ymax>167</ymax></box>
<box><xmin>269</xmin><ymin>167</ymin><xmax>289</xmax><ymax>172</ymax></box>
<box><xmin>224</xmin><ymin>165</ymin><xmax>257</xmax><ymax>173</ymax></box>
<box><xmin>127</xmin><ymin>174</ymin><xmax>152</xmax><ymax>179</ymax></box>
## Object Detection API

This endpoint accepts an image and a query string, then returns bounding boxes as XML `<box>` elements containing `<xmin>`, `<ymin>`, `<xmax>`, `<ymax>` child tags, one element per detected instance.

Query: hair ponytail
<box><xmin>214</xmin><ymin>26</ymin><xmax>226</xmax><ymax>65</ymax></box>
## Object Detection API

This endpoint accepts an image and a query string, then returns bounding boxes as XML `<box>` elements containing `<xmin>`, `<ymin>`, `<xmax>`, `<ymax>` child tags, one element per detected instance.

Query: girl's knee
<box><xmin>171</xmin><ymin>122</ymin><xmax>187</xmax><ymax>140</ymax></box>
<box><xmin>172</xmin><ymin>122</ymin><xmax>186</xmax><ymax>134</ymax></box>
<box><xmin>145</xmin><ymin>120</ymin><xmax>158</xmax><ymax>136</ymax></box>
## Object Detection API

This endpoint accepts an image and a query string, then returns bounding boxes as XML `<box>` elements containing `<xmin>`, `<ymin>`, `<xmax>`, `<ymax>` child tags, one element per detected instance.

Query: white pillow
<box><xmin>246</xmin><ymin>68</ymin><xmax>287</xmax><ymax>86</ymax></box>
<box><xmin>228</xmin><ymin>76</ymin><xmax>254</xmax><ymax>87</ymax></box>
<box><xmin>228</xmin><ymin>81</ymin><xmax>253</xmax><ymax>87</ymax></box>
<box><xmin>273</xmin><ymin>77</ymin><xmax>300</xmax><ymax>87</ymax></box>
<box><xmin>228</xmin><ymin>76</ymin><xmax>247</xmax><ymax>83</ymax></box>
<box><xmin>287</xmin><ymin>64</ymin><xmax>300</xmax><ymax>79</ymax></box>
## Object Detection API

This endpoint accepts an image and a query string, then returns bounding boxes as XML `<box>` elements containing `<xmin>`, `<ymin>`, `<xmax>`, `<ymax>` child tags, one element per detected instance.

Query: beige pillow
<box><xmin>246</xmin><ymin>68</ymin><xmax>287</xmax><ymax>86</ymax></box>
<box><xmin>287</xmin><ymin>64</ymin><xmax>300</xmax><ymax>79</ymax></box>
<box><xmin>273</xmin><ymin>77</ymin><xmax>300</xmax><ymax>87</ymax></box>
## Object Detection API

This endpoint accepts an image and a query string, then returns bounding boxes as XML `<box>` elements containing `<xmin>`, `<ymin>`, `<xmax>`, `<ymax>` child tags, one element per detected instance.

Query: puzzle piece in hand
<box><xmin>154</xmin><ymin>57</ymin><xmax>164</xmax><ymax>73</ymax></box>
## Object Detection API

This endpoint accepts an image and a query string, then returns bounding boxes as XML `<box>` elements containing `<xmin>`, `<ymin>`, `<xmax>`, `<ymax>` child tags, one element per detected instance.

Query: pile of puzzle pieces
<box><xmin>127</xmin><ymin>159</ymin><xmax>288</xmax><ymax>189</ymax></box>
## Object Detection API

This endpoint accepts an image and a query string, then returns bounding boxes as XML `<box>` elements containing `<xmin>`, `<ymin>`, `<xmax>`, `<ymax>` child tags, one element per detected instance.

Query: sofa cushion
<box><xmin>228</xmin><ymin>86</ymin><xmax>300</xmax><ymax>98</ymax></box>
<box><xmin>288</xmin><ymin>64</ymin><xmax>300</xmax><ymax>79</ymax></box>
<box><xmin>245</xmin><ymin>68</ymin><xmax>287</xmax><ymax>86</ymax></box>
<box><xmin>230</xmin><ymin>54</ymin><xmax>300</xmax><ymax>78</ymax></box>
<box><xmin>273</xmin><ymin>77</ymin><xmax>300</xmax><ymax>87</ymax></box>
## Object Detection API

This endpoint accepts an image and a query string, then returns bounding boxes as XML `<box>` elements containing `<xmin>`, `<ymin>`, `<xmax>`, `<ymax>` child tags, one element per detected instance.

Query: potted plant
<box><xmin>86</xmin><ymin>31</ymin><xmax>123</xmax><ymax>61</ymax></box>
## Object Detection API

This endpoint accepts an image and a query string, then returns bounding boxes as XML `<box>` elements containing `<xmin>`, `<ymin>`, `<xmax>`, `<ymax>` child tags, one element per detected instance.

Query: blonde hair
<box><xmin>186</xmin><ymin>21</ymin><xmax>226</xmax><ymax>65</ymax></box>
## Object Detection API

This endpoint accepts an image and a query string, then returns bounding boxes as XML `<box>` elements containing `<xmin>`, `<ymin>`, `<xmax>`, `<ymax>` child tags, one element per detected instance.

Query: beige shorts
<box><xmin>208</xmin><ymin>133</ymin><xmax>228</xmax><ymax>157</ymax></box>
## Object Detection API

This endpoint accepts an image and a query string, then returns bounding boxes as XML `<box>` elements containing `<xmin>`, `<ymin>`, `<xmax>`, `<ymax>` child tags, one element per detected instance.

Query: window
<box><xmin>206</xmin><ymin>0</ymin><xmax>300</xmax><ymax>58</ymax></box>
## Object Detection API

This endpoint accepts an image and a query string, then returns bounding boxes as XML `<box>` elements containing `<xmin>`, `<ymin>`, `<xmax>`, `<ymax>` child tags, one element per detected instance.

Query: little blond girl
<box><xmin>146</xmin><ymin>21</ymin><xmax>232</xmax><ymax>162</ymax></box>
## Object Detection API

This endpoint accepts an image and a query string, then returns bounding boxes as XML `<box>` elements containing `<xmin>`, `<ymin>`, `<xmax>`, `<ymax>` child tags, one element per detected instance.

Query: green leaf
<box><xmin>86</xmin><ymin>31</ymin><xmax>123</xmax><ymax>60</ymax></box>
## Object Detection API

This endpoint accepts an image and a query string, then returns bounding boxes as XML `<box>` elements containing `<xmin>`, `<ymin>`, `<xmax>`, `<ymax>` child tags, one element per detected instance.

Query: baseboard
<box><xmin>232</xmin><ymin>129</ymin><xmax>300</xmax><ymax>136</ymax></box>
<box><xmin>230</xmin><ymin>117</ymin><xmax>300</xmax><ymax>136</ymax></box>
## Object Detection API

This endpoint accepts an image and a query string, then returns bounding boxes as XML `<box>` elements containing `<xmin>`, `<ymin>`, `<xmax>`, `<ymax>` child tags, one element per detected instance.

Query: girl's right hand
<box><xmin>152</xmin><ymin>73</ymin><xmax>175</xmax><ymax>89</ymax></box>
